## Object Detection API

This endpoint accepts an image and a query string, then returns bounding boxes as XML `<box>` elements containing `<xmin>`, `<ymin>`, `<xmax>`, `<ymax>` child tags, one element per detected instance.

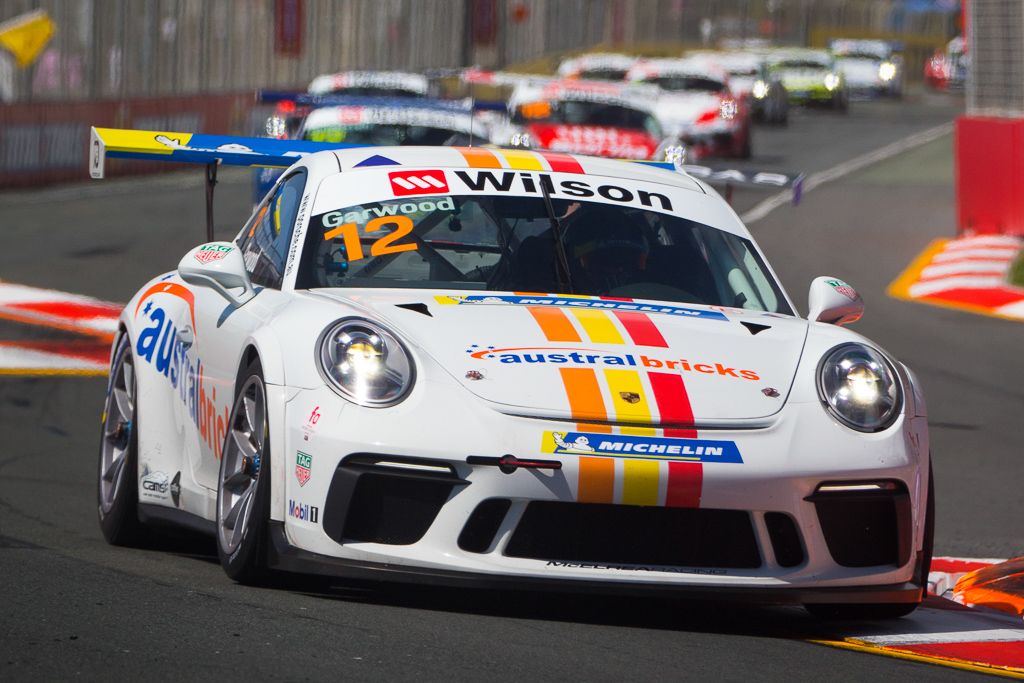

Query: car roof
<box><xmin>628</xmin><ymin>57</ymin><xmax>729</xmax><ymax>82</ymax></box>
<box><xmin>302</xmin><ymin>105</ymin><xmax>475</xmax><ymax>133</ymax></box>
<box><xmin>307</xmin><ymin>71</ymin><xmax>430</xmax><ymax>96</ymax></box>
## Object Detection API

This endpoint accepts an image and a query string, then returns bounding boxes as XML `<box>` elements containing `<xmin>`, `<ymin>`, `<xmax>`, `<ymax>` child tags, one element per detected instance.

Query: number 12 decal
<box><xmin>322</xmin><ymin>215</ymin><xmax>417</xmax><ymax>262</ymax></box>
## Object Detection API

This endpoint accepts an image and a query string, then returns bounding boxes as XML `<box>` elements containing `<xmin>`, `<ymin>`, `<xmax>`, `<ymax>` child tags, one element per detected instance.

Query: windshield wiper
<box><xmin>540</xmin><ymin>181</ymin><xmax>575</xmax><ymax>294</ymax></box>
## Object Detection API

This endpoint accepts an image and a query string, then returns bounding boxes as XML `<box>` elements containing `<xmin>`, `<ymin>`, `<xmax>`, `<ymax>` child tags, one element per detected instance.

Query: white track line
<box><xmin>740</xmin><ymin>121</ymin><xmax>954</xmax><ymax>224</ymax></box>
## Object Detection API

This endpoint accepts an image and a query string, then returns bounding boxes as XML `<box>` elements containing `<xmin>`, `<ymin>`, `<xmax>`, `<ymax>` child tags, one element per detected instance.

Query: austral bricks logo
<box><xmin>295</xmin><ymin>451</ymin><xmax>312</xmax><ymax>487</ymax></box>
<box><xmin>465</xmin><ymin>345</ymin><xmax>760</xmax><ymax>380</ymax></box>
<box><xmin>388</xmin><ymin>170</ymin><xmax>449</xmax><ymax>196</ymax></box>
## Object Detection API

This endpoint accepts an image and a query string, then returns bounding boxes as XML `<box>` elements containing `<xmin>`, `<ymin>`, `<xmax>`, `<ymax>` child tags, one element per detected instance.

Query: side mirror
<box><xmin>177</xmin><ymin>242</ymin><xmax>256</xmax><ymax>306</ymax></box>
<box><xmin>807</xmin><ymin>276</ymin><xmax>863</xmax><ymax>326</ymax></box>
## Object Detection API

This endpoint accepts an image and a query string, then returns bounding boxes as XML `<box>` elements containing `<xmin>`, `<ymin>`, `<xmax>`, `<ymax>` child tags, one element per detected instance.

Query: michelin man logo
<box><xmin>552</xmin><ymin>432</ymin><xmax>595</xmax><ymax>453</ymax></box>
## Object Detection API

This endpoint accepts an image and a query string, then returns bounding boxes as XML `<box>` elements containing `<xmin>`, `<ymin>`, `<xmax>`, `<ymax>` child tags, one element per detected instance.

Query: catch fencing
<box><xmin>0</xmin><ymin>0</ymin><xmax>958</xmax><ymax>187</ymax></box>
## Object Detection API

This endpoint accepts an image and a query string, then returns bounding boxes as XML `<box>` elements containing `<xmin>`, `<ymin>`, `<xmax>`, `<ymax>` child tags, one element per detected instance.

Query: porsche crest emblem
<box><xmin>619</xmin><ymin>391</ymin><xmax>641</xmax><ymax>404</ymax></box>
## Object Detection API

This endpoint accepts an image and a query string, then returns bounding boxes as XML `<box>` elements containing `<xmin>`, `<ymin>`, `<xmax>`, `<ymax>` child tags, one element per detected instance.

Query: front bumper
<box><xmin>268</xmin><ymin>522</ymin><xmax>924</xmax><ymax>604</ymax></box>
<box><xmin>276</xmin><ymin>378</ymin><xmax>929</xmax><ymax>602</ymax></box>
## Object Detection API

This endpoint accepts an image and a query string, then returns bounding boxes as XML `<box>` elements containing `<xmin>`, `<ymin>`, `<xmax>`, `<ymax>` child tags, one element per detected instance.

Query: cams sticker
<box><xmin>194</xmin><ymin>244</ymin><xmax>232</xmax><ymax>264</ymax></box>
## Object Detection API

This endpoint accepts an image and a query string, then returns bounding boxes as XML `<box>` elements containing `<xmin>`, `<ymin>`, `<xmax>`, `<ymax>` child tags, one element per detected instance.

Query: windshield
<box><xmin>296</xmin><ymin>194</ymin><xmax>790</xmax><ymax>314</ymax></box>
<box><xmin>835</xmin><ymin>52</ymin><xmax>885</xmax><ymax>61</ymax></box>
<box><xmin>776</xmin><ymin>59</ymin><xmax>830</xmax><ymax>70</ymax></box>
<box><xmin>325</xmin><ymin>87</ymin><xmax>424</xmax><ymax>98</ymax></box>
<box><xmin>640</xmin><ymin>75</ymin><xmax>726</xmax><ymax>93</ymax></box>
<box><xmin>577</xmin><ymin>68</ymin><xmax>630</xmax><ymax>81</ymax></box>
<box><xmin>513</xmin><ymin>100</ymin><xmax>660</xmax><ymax>134</ymax></box>
<box><xmin>303</xmin><ymin>124</ymin><xmax>469</xmax><ymax>146</ymax></box>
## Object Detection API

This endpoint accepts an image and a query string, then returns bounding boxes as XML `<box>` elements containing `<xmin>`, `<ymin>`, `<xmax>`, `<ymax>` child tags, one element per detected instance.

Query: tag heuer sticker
<box><xmin>195</xmin><ymin>244</ymin><xmax>232</xmax><ymax>264</ymax></box>
<box><xmin>295</xmin><ymin>451</ymin><xmax>312</xmax><ymax>487</ymax></box>
<box><xmin>826</xmin><ymin>279</ymin><xmax>858</xmax><ymax>301</ymax></box>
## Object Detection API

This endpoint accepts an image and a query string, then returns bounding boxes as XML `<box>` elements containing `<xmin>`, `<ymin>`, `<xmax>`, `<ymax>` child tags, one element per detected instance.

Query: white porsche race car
<box><xmin>91</xmin><ymin>128</ymin><xmax>932</xmax><ymax>618</ymax></box>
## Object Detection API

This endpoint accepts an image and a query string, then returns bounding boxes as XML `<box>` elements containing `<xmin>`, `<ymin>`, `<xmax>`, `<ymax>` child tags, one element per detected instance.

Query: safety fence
<box><xmin>0</xmin><ymin>0</ymin><xmax>959</xmax><ymax>187</ymax></box>
<box><xmin>1</xmin><ymin>0</ymin><xmax>959</xmax><ymax>103</ymax></box>
<box><xmin>0</xmin><ymin>91</ymin><xmax>256</xmax><ymax>187</ymax></box>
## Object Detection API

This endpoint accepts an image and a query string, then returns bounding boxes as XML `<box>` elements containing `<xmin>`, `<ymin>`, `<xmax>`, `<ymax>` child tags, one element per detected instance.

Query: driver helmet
<box><xmin>563</xmin><ymin>204</ymin><xmax>651</xmax><ymax>291</ymax></box>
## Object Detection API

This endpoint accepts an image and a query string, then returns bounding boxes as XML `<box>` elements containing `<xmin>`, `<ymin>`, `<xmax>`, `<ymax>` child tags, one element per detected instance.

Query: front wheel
<box><xmin>216</xmin><ymin>360</ymin><xmax>273</xmax><ymax>583</ymax></box>
<box><xmin>97</xmin><ymin>334</ymin><xmax>145</xmax><ymax>545</ymax></box>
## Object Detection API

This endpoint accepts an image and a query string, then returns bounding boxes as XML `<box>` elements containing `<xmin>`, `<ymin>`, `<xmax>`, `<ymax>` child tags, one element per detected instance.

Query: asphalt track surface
<box><xmin>1</xmin><ymin>88</ymin><xmax>1016</xmax><ymax>681</ymax></box>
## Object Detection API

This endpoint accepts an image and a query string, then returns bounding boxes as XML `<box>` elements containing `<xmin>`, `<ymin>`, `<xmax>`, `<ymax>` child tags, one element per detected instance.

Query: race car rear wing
<box><xmin>90</xmin><ymin>126</ymin><xmax>373</xmax><ymax>241</ymax></box>
<box><xmin>89</xmin><ymin>126</ymin><xmax>803</xmax><ymax>240</ymax></box>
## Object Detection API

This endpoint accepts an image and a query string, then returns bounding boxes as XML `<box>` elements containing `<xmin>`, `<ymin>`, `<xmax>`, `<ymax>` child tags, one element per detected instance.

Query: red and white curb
<box><xmin>889</xmin><ymin>235</ymin><xmax>1024</xmax><ymax>321</ymax></box>
<box><xmin>815</xmin><ymin>557</ymin><xmax>1024</xmax><ymax>678</ymax></box>
<box><xmin>0</xmin><ymin>281</ymin><xmax>121</xmax><ymax>375</ymax></box>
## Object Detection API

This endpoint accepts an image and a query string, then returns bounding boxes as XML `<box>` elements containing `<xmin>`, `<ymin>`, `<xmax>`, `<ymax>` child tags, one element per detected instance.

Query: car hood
<box><xmin>313</xmin><ymin>290</ymin><xmax>808</xmax><ymax>425</ymax></box>
<box><xmin>525</xmin><ymin>123</ymin><xmax>660</xmax><ymax>159</ymax></box>
<box><xmin>779</xmin><ymin>69</ymin><xmax>829</xmax><ymax>89</ymax></box>
<box><xmin>654</xmin><ymin>93</ymin><xmax>722</xmax><ymax>126</ymax></box>
<box><xmin>839</xmin><ymin>59</ymin><xmax>883</xmax><ymax>84</ymax></box>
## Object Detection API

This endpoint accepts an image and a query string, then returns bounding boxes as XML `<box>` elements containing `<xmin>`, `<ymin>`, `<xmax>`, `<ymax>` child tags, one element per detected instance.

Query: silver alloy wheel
<box><xmin>218</xmin><ymin>375</ymin><xmax>266</xmax><ymax>556</ymax></box>
<box><xmin>99</xmin><ymin>345</ymin><xmax>135</xmax><ymax>512</ymax></box>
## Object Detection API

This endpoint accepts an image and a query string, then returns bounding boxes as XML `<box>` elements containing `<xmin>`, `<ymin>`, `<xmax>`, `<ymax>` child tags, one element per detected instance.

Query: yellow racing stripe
<box><xmin>572</xmin><ymin>309</ymin><xmax>624</xmax><ymax>344</ymax></box>
<box><xmin>498</xmin><ymin>149</ymin><xmax>545</xmax><ymax>171</ymax></box>
<box><xmin>622</xmin><ymin>459</ymin><xmax>660</xmax><ymax>505</ymax></box>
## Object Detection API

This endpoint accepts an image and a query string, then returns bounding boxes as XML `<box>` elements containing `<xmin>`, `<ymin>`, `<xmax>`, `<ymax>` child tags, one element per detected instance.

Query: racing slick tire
<box><xmin>216</xmin><ymin>358</ymin><xmax>273</xmax><ymax>584</ymax></box>
<box><xmin>97</xmin><ymin>333</ymin><xmax>146</xmax><ymax>545</ymax></box>
<box><xmin>804</xmin><ymin>468</ymin><xmax>934</xmax><ymax>620</ymax></box>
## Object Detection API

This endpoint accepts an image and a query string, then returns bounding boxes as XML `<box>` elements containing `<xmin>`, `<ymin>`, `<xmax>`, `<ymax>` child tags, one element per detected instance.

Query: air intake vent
<box><xmin>505</xmin><ymin>502</ymin><xmax>761</xmax><ymax>569</ymax></box>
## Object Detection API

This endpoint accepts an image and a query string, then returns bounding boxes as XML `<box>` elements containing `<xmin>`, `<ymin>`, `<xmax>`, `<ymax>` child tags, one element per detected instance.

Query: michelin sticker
<box><xmin>438</xmin><ymin>294</ymin><xmax>727</xmax><ymax>322</ymax></box>
<box><xmin>542</xmin><ymin>431</ymin><xmax>743</xmax><ymax>464</ymax></box>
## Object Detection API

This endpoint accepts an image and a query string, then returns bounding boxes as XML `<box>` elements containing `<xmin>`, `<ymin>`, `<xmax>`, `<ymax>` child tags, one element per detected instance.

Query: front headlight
<box><xmin>824</xmin><ymin>73</ymin><xmax>840</xmax><ymax>91</ymax></box>
<box><xmin>317</xmin><ymin>318</ymin><xmax>415</xmax><ymax>407</ymax></box>
<box><xmin>878</xmin><ymin>62</ymin><xmax>897</xmax><ymax>82</ymax></box>
<box><xmin>752</xmin><ymin>80</ymin><xmax>769</xmax><ymax>99</ymax></box>
<box><xmin>817</xmin><ymin>343</ymin><xmax>901</xmax><ymax>432</ymax></box>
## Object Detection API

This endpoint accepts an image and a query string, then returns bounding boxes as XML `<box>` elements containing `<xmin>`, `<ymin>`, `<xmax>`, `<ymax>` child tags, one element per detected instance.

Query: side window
<box><xmin>237</xmin><ymin>170</ymin><xmax>307</xmax><ymax>288</ymax></box>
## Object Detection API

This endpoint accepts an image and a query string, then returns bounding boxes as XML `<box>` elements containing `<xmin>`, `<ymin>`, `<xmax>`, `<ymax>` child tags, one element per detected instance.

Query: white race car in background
<box><xmin>830</xmin><ymin>39</ymin><xmax>903</xmax><ymax>98</ymax></box>
<box><xmin>494</xmin><ymin>78</ymin><xmax>680</xmax><ymax>160</ymax></box>
<box><xmin>688</xmin><ymin>50</ymin><xmax>789</xmax><ymax>125</ymax></box>
<box><xmin>92</xmin><ymin>127</ymin><xmax>932</xmax><ymax>618</ymax></box>
<box><xmin>557</xmin><ymin>52</ymin><xmax>640</xmax><ymax>81</ymax></box>
<box><xmin>628</xmin><ymin>57</ymin><xmax>752</xmax><ymax>159</ymax></box>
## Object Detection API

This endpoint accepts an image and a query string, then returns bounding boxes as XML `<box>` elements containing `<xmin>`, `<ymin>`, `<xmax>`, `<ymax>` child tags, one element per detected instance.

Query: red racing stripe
<box><xmin>540</xmin><ymin>151</ymin><xmax>584</xmax><ymax>174</ymax></box>
<box><xmin>648</xmin><ymin>371</ymin><xmax>702</xmax><ymax>507</ymax></box>
<box><xmin>613</xmin><ymin>310</ymin><xmax>668</xmax><ymax>347</ymax></box>
<box><xmin>648</xmin><ymin>372</ymin><xmax>696</xmax><ymax>435</ymax></box>
<box><xmin>666</xmin><ymin>462</ymin><xmax>702</xmax><ymax>508</ymax></box>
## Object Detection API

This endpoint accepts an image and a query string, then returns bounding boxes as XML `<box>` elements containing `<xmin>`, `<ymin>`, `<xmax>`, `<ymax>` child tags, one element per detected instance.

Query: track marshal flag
<box><xmin>0</xmin><ymin>9</ymin><xmax>55</xmax><ymax>68</ymax></box>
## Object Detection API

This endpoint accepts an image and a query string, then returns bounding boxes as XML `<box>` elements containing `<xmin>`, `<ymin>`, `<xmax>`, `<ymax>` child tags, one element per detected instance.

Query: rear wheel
<box><xmin>216</xmin><ymin>360</ymin><xmax>273</xmax><ymax>583</ymax></box>
<box><xmin>97</xmin><ymin>334</ymin><xmax>145</xmax><ymax>545</ymax></box>
<box><xmin>805</xmin><ymin>469</ymin><xmax>934</xmax><ymax>620</ymax></box>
